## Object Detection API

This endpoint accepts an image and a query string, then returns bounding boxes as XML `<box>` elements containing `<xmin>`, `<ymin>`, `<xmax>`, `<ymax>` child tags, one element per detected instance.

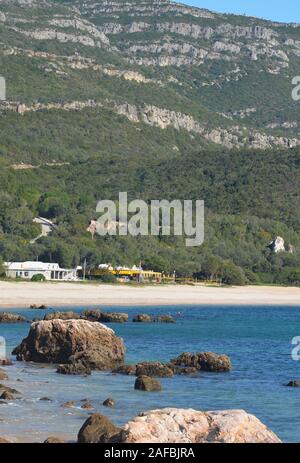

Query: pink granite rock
<box><xmin>119</xmin><ymin>408</ymin><xmax>281</xmax><ymax>443</ymax></box>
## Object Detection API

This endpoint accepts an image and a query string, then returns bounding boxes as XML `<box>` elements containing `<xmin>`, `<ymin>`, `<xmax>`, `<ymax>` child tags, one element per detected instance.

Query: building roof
<box><xmin>4</xmin><ymin>262</ymin><xmax>74</xmax><ymax>272</ymax></box>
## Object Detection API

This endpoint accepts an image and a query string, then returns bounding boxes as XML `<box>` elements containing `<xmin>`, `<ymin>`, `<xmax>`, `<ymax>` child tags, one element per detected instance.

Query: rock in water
<box><xmin>135</xmin><ymin>362</ymin><xmax>174</xmax><ymax>378</ymax></box>
<box><xmin>57</xmin><ymin>363</ymin><xmax>92</xmax><ymax>376</ymax></box>
<box><xmin>171</xmin><ymin>352</ymin><xmax>232</xmax><ymax>372</ymax></box>
<box><xmin>286</xmin><ymin>380</ymin><xmax>300</xmax><ymax>387</ymax></box>
<box><xmin>103</xmin><ymin>398</ymin><xmax>115</xmax><ymax>408</ymax></box>
<box><xmin>61</xmin><ymin>401</ymin><xmax>75</xmax><ymax>409</ymax></box>
<box><xmin>0</xmin><ymin>358</ymin><xmax>12</xmax><ymax>366</ymax></box>
<box><xmin>134</xmin><ymin>375</ymin><xmax>162</xmax><ymax>392</ymax></box>
<box><xmin>157</xmin><ymin>315</ymin><xmax>175</xmax><ymax>323</ymax></box>
<box><xmin>99</xmin><ymin>312</ymin><xmax>128</xmax><ymax>323</ymax></box>
<box><xmin>77</xmin><ymin>413</ymin><xmax>121</xmax><ymax>443</ymax></box>
<box><xmin>12</xmin><ymin>319</ymin><xmax>125</xmax><ymax>370</ymax></box>
<box><xmin>44</xmin><ymin>437</ymin><xmax>65</xmax><ymax>444</ymax></box>
<box><xmin>112</xmin><ymin>364</ymin><xmax>137</xmax><ymax>375</ymax></box>
<box><xmin>0</xmin><ymin>312</ymin><xmax>27</xmax><ymax>323</ymax></box>
<box><xmin>81</xmin><ymin>401</ymin><xmax>94</xmax><ymax>410</ymax></box>
<box><xmin>118</xmin><ymin>408</ymin><xmax>281</xmax><ymax>443</ymax></box>
<box><xmin>132</xmin><ymin>314</ymin><xmax>152</xmax><ymax>323</ymax></box>
<box><xmin>0</xmin><ymin>369</ymin><xmax>8</xmax><ymax>381</ymax></box>
<box><xmin>44</xmin><ymin>311</ymin><xmax>81</xmax><ymax>321</ymax></box>
<box><xmin>0</xmin><ymin>437</ymin><xmax>11</xmax><ymax>443</ymax></box>
<box><xmin>81</xmin><ymin>309</ymin><xmax>102</xmax><ymax>322</ymax></box>
<box><xmin>82</xmin><ymin>310</ymin><xmax>128</xmax><ymax>323</ymax></box>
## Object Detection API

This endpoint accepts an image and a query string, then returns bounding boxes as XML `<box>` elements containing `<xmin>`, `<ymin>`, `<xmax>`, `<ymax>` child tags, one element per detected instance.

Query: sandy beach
<box><xmin>0</xmin><ymin>281</ymin><xmax>299</xmax><ymax>308</ymax></box>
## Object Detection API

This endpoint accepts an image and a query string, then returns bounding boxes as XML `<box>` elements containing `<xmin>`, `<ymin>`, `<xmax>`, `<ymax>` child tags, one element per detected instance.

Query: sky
<box><xmin>181</xmin><ymin>1</ymin><xmax>300</xmax><ymax>24</ymax></box>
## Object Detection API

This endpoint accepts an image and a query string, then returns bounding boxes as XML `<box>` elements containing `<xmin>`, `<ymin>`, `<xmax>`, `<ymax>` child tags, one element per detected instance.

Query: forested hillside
<box><xmin>0</xmin><ymin>0</ymin><xmax>299</xmax><ymax>285</ymax></box>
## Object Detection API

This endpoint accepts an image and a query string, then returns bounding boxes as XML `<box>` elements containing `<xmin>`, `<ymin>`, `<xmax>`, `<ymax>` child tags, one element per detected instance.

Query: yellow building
<box><xmin>88</xmin><ymin>264</ymin><xmax>162</xmax><ymax>283</ymax></box>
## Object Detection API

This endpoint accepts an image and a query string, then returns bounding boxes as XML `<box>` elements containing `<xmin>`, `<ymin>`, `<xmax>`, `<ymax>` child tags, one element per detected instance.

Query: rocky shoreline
<box><xmin>0</xmin><ymin>311</ymin><xmax>296</xmax><ymax>443</ymax></box>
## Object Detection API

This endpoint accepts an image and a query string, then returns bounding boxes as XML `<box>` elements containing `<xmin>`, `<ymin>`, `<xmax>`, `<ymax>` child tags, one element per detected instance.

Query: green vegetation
<box><xmin>0</xmin><ymin>0</ymin><xmax>299</xmax><ymax>286</ymax></box>
<box><xmin>31</xmin><ymin>273</ymin><xmax>46</xmax><ymax>282</ymax></box>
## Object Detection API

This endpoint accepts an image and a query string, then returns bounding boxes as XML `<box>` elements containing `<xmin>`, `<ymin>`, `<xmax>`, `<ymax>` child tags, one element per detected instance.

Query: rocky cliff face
<box><xmin>1</xmin><ymin>0</ymin><xmax>300</xmax><ymax>151</ymax></box>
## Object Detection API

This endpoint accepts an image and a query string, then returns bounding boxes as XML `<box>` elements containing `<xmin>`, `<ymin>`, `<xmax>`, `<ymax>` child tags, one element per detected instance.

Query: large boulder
<box><xmin>0</xmin><ymin>312</ymin><xmax>27</xmax><ymax>323</ymax></box>
<box><xmin>12</xmin><ymin>319</ymin><xmax>125</xmax><ymax>370</ymax></box>
<box><xmin>77</xmin><ymin>413</ymin><xmax>121</xmax><ymax>443</ymax></box>
<box><xmin>118</xmin><ymin>408</ymin><xmax>281</xmax><ymax>443</ymax></box>
<box><xmin>134</xmin><ymin>375</ymin><xmax>162</xmax><ymax>392</ymax></box>
<box><xmin>171</xmin><ymin>352</ymin><xmax>232</xmax><ymax>372</ymax></box>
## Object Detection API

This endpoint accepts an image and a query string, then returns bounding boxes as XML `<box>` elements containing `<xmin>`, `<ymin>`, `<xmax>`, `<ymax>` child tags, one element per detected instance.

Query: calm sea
<box><xmin>0</xmin><ymin>305</ymin><xmax>300</xmax><ymax>443</ymax></box>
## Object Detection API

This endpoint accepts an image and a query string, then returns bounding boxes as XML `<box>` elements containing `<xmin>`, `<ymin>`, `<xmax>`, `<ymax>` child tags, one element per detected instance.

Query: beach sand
<box><xmin>0</xmin><ymin>281</ymin><xmax>299</xmax><ymax>308</ymax></box>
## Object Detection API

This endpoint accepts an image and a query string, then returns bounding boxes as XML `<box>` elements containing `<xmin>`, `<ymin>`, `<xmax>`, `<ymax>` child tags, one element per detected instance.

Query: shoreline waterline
<box><xmin>0</xmin><ymin>281</ymin><xmax>299</xmax><ymax>309</ymax></box>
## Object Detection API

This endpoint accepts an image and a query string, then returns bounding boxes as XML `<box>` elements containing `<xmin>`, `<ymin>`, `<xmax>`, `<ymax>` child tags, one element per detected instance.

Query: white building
<box><xmin>4</xmin><ymin>262</ymin><xmax>77</xmax><ymax>281</ymax></box>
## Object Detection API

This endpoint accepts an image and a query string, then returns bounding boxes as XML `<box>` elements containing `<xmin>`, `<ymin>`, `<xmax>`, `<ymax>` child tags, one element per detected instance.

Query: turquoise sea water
<box><xmin>0</xmin><ymin>305</ymin><xmax>300</xmax><ymax>443</ymax></box>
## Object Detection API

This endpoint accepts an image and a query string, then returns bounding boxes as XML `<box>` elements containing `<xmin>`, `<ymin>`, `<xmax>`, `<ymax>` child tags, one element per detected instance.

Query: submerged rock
<box><xmin>0</xmin><ymin>312</ymin><xmax>27</xmax><ymax>323</ymax></box>
<box><xmin>61</xmin><ymin>401</ymin><xmax>75</xmax><ymax>408</ymax></box>
<box><xmin>81</xmin><ymin>401</ymin><xmax>94</xmax><ymax>410</ymax></box>
<box><xmin>77</xmin><ymin>413</ymin><xmax>121</xmax><ymax>443</ymax></box>
<box><xmin>118</xmin><ymin>408</ymin><xmax>281</xmax><ymax>443</ymax></box>
<box><xmin>12</xmin><ymin>319</ymin><xmax>125</xmax><ymax>370</ymax></box>
<box><xmin>171</xmin><ymin>352</ymin><xmax>232</xmax><ymax>372</ymax></box>
<box><xmin>134</xmin><ymin>375</ymin><xmax>162</xmax><ymax>392</ymax></box>
<box><xmin>103</xmin><ymin>398</ymin><xmax>115</xmax><ymax>408</ymax></box>
<box><xmin>286</xmin><ymin>380</ymin><xmax>300</xmax><ymax>387</ymax></box>
<box><xmin>156</xmin><ymin>315</ymin><xmax>175</xmax><ymax>323</ymax></box>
